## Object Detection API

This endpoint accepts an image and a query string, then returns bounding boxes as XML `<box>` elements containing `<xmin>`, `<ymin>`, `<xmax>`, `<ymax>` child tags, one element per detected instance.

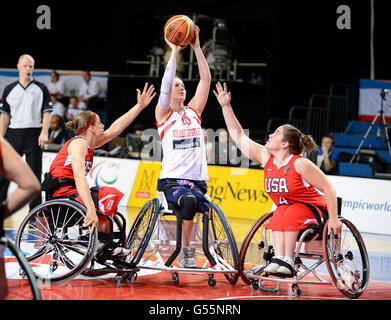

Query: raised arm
<box><xmin>155</xmin><ymin>38</ymin><xmax>183</xmax><ymax>124</ymax></box>
<box><xmin>187</xmin><ymin>26</ymin><xmax>212</xmax><ymax>116</ymax></box>
<box><xmin>95</xmin><ymin>83</ymin><xmax>155</xmax><ymax>148</ymax></box>
<box><xmin>213</xmin><ymin>82</ymin><xmax>270</xmax><ymax>167</ymax></box>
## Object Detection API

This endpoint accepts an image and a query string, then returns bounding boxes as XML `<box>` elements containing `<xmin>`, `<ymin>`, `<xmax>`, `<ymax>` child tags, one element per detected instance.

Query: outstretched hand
<box><xmin>190</xmin><ymin>25</ymin><xmax>200</xmax><ymax>49</ymax></box>
<box><xmin>137</xmin><ymin>82</ymin><xmax>156</xmax><ymax>109</ymax></box>
<box><xmin>213</xmin><ymin>82</ymin><xmax>231</xmax><ymax>108</ymax></box>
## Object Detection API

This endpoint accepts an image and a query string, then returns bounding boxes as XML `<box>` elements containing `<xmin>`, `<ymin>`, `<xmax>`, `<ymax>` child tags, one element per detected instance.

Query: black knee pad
<box><xmin>178</xmin><ymin>194</ymin><xmax>197</xmax><ymax>221</ymax></box>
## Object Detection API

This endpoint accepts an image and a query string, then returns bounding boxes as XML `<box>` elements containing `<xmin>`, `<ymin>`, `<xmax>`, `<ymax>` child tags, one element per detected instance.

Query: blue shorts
<box><xmin>157</xmin><ymin>178</ymin><xmax>210</xmax><ymax>213</ymax></box>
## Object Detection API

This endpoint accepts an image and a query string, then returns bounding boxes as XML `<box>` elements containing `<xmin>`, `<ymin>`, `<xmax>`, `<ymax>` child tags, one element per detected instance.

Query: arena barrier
<box><xmin>7</xmin><ymin>154</ymin><xmax>391</xmax><ymax>236</ymax></box>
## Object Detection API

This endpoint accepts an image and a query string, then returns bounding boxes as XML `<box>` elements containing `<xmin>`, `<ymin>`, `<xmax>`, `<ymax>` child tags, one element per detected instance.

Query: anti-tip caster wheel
<box><xmin>208</xmin><ymin>274</ymin><xmax>216</xmax><ymax>287</ymax></box>
<box><xmin>292</xmin><ymin>284</ymin><xmax>302</xmax><ymax>296</ymax></box>
<box><xmin>172</xmin><ymin>272</ymin><xmax>179</xmax><ymax>285</ymax></box>
<box><xmin>251</xmin><ymin>279</ymin><xmax>259</xmax><ymax>291</ymax></box>
<box><xmin>129</xmin><ymin>273</ymin><xmax>138</xmax><ymax>283</ymax></box>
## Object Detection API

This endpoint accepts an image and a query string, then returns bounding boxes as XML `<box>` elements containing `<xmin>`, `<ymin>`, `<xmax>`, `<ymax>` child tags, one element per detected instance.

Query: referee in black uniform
<box><xmin>0</xmin><ymin>54</ymin><xmax>52</xmax><ymax>210</ymax></box>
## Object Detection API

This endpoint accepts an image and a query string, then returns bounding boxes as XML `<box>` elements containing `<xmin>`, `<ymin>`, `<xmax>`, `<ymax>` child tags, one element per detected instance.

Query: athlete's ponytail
<box><xmin>65</xmin><ymin>111</ymin><xmax>96</xmax><ymax>135</ymax></box>
<box><xmin>282</xmin><ymin>124</ymin><xmax>318</xmax><ymax>155</ymax></box>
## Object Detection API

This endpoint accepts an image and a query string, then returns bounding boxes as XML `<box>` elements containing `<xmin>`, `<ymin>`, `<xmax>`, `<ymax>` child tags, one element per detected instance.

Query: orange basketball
<box><xmin>164</xmin><ymin>15</ymin><xmax>195</xmax><ymax>48</ymax></box>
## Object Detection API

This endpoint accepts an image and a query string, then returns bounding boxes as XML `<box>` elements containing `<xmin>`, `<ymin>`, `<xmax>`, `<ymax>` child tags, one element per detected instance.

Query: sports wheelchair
<box><xmin>125</xmin><ymin>191</ymin><xmax>239</xmax><ymax>287</ymax></box>
<box><xmin>239</xmin><ymin>198</ymin><xmax>370</xmax><ymax>298</ymax></box>
<box><xmin>15</xmin><ymin>174</ymin><xmax>138</xmax><ymax>286</ymax></box>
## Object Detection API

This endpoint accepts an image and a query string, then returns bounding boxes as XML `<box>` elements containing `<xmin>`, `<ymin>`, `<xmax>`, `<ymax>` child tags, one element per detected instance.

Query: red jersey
<box><xmin>264</xmin><ymin>154</ymin><xmax>327</xmax><ymax>210</ymax></box>
<box><xmin>49</xmin><ymin>136</ymin><xmax>94</xmax><ymax>197</ymax></box>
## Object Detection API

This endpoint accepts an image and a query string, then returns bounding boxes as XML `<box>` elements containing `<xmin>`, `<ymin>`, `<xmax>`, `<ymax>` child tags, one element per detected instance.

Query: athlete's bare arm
<box><xmin>0</xmin><ymin>137</ymin><xmax>41</xmax><ymax>219</ymax></box>
<box><xmin>68</xmin><ymin>139</ymin><xmax>98</xmax><ymax>233</ymax></box>
<box><xmin>187</xmin><ymin>26</ymin><xmax>211</xmax><ymax>117</ymax></box>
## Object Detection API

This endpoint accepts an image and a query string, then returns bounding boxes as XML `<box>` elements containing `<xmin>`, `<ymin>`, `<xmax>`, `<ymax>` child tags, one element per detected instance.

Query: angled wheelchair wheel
<box><xmin>1</xmin><ymin>235</ymin><xmax>41</xmax><ymax>300</ymax></box>
<box><xmin>15</xmin><ymin>198</ymin><xmax>97</xmax><ymax>284</ymax></box>
<box><xmin>209</xmin><ymin>203</ymin><xmax>239</xmax><ymax>285</ymax></box>
<box><xmin>126</xmin><ymin>198</ymin><xmax>160</xmax><ymax>265</ymax></box>
<box><xmin>238</xmin><ymin>212</ymin><xmax>274</xmax><ymax>285</ymax></box>
<box><xmin>323</xmin><ymin>218</ymin><xmax>370</xmax><ymax>298</ymax></box>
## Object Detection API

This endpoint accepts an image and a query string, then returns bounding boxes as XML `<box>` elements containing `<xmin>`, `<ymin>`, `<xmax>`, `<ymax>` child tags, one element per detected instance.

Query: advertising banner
<box><xmin>128</xmin><ymin>162</ymin><xmax>274</xmax><ymax>221</ymax></box>
<box><xmin>86</xmin><ymin>156</ymin><xmax>140</xmax><ymax>207</ymax></box>
<box><xmin>359</xmin><ymin>79</ymin><xmax>391</xmax><ymax>122</ymax></box>
<box><xmin>328</xmin><ymin>175</ymin><xmax>391</xmax><ymax>236</ymax></box>
<box><xmin>128</xmin><ymin>161</ymin><xmax>162</xmax><ymax>208</ymax></box>
<box><xmin>206</xmin><ymin>166</ymin><xmax>274</xmax><ymax>220</ymax></box>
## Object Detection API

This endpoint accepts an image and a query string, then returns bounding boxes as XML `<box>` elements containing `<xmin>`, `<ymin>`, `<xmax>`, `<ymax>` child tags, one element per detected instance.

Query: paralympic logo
<box><xmin>89</xmin><ymin>161</ymin><xmax>119</xmax><ymax>187</ymax></box>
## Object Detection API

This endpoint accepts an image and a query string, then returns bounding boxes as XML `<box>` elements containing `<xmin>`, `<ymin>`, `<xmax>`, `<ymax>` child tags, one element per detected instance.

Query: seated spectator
<box><xmin>78</xmin><ymin>71</ymin><xmax>101</xmax><ymax>109</ymax></box>
<box><xmin>316</xmin><ymin>135</ymin><xmax>338</xmax><ymax>175</ymax></box>
<box><xmin>50</xmin><ymin>95</ymin><xmax>66</xmax><ymax>118</ymax></box>
<box><xmin>203</xmin><ymin>127</ymin><xmax>214</xmax><ymax>164</ymax></box>
<box><xmin>48</xmin><ymin>70</ymin><xmax>68</xmax><ymax>104</ymax></box>
<box><xmin>216</xmin><ymin>128</ymin><xmax>237</xmax><ymax>165</ymax></box>
<box><xmin>47</xmin><ymin>115</ymin><xmax>69</xmax><ymax>145</ymax></box>
<box><xmin>66</xmin><ymin>96</ymin><xmax>86</xmax><ymax>120</ymax></box>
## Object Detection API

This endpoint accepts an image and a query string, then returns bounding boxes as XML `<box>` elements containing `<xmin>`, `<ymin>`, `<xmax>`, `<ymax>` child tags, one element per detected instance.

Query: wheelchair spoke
<box><xmin>324</xmin><ymin>218</ymin><xmax>369</xmax><ymax>297</ymax></box>
<box><xmin>36</xmin><ymin>213</ymin><xmax>53</xmax><ymax>237</ymax></box>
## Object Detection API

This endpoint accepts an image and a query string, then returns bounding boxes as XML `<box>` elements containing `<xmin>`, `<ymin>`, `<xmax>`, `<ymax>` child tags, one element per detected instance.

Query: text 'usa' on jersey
<box><xmin>263</xmin><ymin>154</ymin><xmax>327</xmax><ymax>209</ymax></box>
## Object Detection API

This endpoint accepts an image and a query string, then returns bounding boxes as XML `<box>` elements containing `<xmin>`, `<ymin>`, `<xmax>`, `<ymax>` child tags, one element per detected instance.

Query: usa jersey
<box><xmin>49</xmin><ymin>136</ymin><xmax>94</xmax><ymax>196</ymax></box>
<box><xmin>264</xmin><ymin>154</ymin><xmax>327</xmax><ymax>209</ymax></box>
<box><xmin>157</xmin><ymin>106</ymin><xmax>208</xmax><ymax>181</ymax></box>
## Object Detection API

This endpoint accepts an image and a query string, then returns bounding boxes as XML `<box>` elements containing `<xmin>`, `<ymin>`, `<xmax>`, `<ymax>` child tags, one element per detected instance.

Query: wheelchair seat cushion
<box><xmin>68</xmin><ymin>186</ymin><xmax>124</xmax><ymax>222</ymax></box>
<box><xmin>157</xmin><ymin>178</ymin><xmax>210</xmax><ymax>213</ymax></box>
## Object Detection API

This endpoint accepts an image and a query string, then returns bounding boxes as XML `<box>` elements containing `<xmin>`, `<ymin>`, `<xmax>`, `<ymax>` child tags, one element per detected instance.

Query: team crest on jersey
<box><xmin>283</xmin><ymin>166</ymin><xmax>290</xmax><ymax>175</ymax></box>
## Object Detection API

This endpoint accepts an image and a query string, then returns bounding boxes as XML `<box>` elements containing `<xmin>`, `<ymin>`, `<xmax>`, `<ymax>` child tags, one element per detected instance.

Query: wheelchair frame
<box><xmin>239</xmin><ymin>208</ymin><xmax>370</xmax><ymax>298</ymax></box>
<box><xmin>15</xmin><ymin>195</ymin><xmax>138</xmax><ymax>286</ymax></box>
<box><xmin>126</xmin><ymin>192</ymin><xmax>239</xmax><ymax>287</ymax></box>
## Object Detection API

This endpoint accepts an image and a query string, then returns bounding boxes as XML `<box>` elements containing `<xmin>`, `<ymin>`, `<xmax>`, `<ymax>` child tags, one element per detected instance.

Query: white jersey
<box><xmin>157</xmin><ymin>106</ymin><xmax>209</xmax><ymax>181</ymax></box>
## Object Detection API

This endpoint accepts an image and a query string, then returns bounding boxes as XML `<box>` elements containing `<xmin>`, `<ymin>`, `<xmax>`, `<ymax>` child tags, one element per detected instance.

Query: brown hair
<box><xmin>322</xmin><ymin>134</ymin><xmax>335</xmax><ymax>145</ymax></box>
<box><xmin>65</xmin><ymin>111</ymin><xmax>96</xmax><ymax>134</ymax></box>
<box><xmin>282</xmin><ymin>124</ymin><xmax>318</xmax><ymax>155</ymax></box>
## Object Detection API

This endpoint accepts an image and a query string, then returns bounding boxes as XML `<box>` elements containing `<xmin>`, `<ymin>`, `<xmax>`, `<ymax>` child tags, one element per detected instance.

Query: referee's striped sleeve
<box><xmin>39</xmin><ymin>82</ymin><xmax>53</xmax><ymax>113</ymax></box>
<box><xmin>0</xmin><ymin>85</ymin><xmax>11</xmax><ymax>113</ymax></box>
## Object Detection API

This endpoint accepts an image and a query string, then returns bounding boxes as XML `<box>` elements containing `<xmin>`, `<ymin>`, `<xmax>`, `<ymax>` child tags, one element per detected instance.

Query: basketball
<box><xmin>164</xmin><ymin>15</ymin><xmax>195</xmax><ymax>47</ymax></box>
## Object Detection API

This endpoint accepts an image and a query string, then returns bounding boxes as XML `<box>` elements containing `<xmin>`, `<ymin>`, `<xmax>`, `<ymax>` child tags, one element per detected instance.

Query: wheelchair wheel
<box><xmin>15</xmin><ymin>198</ymin><xmax>98</xmax><ymax>284</ymax></box>
<box><xmin>1</xmin><ymin>235</ymin><xmax>41</xmax><ymax>300</ymax></box>
<box><xmin>323</xmin><ymin>218</ymin><xmax>370</xmax><ymax>298</ymax></box>
<box><xmin>113</xmin><ymin>212</ymin><xmax>127</xmax><ymax>248</ymax></box>
<box><xmin>126</xmin><ymin>198</ymin><xmax>160</xmax><ymax>265</ymax></box>
<box><xmin>238</xmin><ymin>212</ymin><xmax>274</xmax><ymax>285</ymax></box>
<box><xmin>209</xmin><ymin>203</ymin><xmax>239</xmax><ymax>284</ymax></box>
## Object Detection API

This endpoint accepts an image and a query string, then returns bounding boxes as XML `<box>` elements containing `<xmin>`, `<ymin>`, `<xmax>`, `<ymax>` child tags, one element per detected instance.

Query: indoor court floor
<box><xmin>3</xmin><ymin>205</ymin><xmax>391</xmax><ymax>301</ymax></box>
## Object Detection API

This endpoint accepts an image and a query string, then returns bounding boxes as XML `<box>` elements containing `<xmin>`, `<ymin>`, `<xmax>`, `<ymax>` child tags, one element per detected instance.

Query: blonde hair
<box><xmin>65</xmin><ymin>111</ymin><xmax>95</xmax><ymax>134</ymax></box>
<box><xmin>282</xmin><ymin>124</ymin><xmax>318</xmax><ymax>155</ymax></box>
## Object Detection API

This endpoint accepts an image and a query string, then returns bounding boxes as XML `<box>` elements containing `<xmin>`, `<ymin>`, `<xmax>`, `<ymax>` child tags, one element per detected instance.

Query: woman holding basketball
<box><xmin>213</xmin><ymin>82</ymin><xmax>342</xmax><ymax>275</ymax></box>
<box><xmin>156</xmin><ymin>25</ymin><xmax>211</xmax><ymax>268</ymax></box>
